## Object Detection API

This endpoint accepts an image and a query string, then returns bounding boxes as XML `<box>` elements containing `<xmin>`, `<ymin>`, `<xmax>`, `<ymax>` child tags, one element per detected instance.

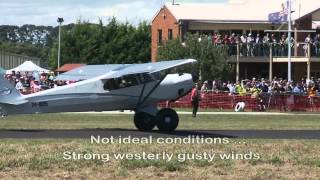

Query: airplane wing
<box><xmin>55</xmin><ymin>59</ymin><xmax>197</xmax><ymax>81</ymax></box>
<box><xmin>112</xmin><ymin>59</ymin><xmax>197</xmax><ymax>76</ymax></box>
<box><xmin>55</xmin><ymin>64</ymin><xmax>129</xmax><ymax>81</ymax></box>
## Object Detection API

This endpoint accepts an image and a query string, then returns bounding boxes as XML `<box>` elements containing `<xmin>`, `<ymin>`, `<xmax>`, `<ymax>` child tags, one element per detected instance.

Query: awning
<box><xmin>55</xmin><ymin>64</ymin><xmax>86</xmax><ymax>72</ymax></box>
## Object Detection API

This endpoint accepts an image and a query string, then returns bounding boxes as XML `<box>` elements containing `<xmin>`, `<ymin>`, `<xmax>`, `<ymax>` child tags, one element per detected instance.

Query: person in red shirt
<box><xmin>190</xmin><ymin>83</ymin><xmax>201</xmax><ymax>117</ymax></box>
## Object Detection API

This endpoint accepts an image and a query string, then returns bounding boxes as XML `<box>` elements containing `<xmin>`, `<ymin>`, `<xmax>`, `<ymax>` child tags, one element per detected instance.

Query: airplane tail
<box><xmin>0</xmin><ymin>74</ymin><xmax>26</xmax><ymax>105</ymax></box>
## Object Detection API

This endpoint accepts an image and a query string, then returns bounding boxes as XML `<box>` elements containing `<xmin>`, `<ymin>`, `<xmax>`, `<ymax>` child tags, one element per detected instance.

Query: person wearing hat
<box><xmin>190</xmin><ymin>83</ymin><xmax>201</xmax><ymax>117</ymax></box>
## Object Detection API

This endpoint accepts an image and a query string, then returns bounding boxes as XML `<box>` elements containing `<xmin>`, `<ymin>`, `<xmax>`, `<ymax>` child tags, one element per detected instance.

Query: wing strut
<box><xmin>135</xmin><ymin>73</ymin><xmax>167</xmax><ymax>110</ymax></box>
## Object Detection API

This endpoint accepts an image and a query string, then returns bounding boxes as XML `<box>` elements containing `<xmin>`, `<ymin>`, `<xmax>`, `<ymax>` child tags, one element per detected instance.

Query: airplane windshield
<box><xmin>103</xmin><ymin>73</ymin><xmax>151</xmax><ymax>91</ymax></box>
<box><xmin>103</xmin><ymin>74</ymin><xmax>140</xmax><ymax>90</ymax></box>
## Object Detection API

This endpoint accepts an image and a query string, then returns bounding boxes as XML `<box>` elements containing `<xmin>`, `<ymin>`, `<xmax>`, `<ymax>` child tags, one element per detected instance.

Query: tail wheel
<box><xmin>156</xmin><ymin>108</ymin><xmax>179</xmax><ymax>131</ymax></box>
<box><xmin>134</xmin><ymin>112</ymin><xmax>156</xmax><ymax>131</ymax></box>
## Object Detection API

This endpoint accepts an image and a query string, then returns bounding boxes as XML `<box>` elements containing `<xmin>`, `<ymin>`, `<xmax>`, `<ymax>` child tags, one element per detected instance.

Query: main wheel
<box><xmin>134</xmin><ymin>112</ymin><xmax>156</xmax><ymax>131</ymax></box>
<box><xmin>156</xmin><ymin>108</ymin><xmax>179</xmax><ymax>131</ymax></box>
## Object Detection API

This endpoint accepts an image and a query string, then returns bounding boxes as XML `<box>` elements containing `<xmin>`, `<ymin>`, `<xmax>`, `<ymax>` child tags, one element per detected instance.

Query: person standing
<box><xmin>304</xmin><ymin>34</ymin><xmax>312</xmax><ymax>57</ymax></box>
<box><xmin>263</xmin><ymin>33</ymin><xmax>270</xmax><ymax>56</ymax></box>
<box><xmin>255</xmin><ymin>33</ymin><xmax>262</xmax><ymax>56</ymax></box>
<box><xmin>240</xmin><ymin>33</ymin><xmax>247</xmax><ymax>56</ymax></box>
<box><xmin>190</xmin><ymin>83</ymin><xmax>201</xmax><ymax>117</ymax></box>
<box><xmin>313</xmin><ymin>34</ymin><xmax>320</xmax><ymax>56</ymax></box>
<box><xmin>247</xmin><ymin>33</ymin><xmax>254</xmax><ymax>57</ymax></box>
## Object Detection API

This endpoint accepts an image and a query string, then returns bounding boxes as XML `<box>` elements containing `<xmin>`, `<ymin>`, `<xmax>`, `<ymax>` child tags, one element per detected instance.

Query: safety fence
<box><xmin>159</xmin><ymin>92</ymin><xmax>320</xmax><ymax>112</ymax></box>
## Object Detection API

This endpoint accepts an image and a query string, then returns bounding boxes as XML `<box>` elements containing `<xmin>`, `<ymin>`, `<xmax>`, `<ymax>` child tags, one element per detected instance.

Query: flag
<box><xmin>268</xmin><ymin>1</ymin><xmax>289</xmax><ymax>24</ymax></box>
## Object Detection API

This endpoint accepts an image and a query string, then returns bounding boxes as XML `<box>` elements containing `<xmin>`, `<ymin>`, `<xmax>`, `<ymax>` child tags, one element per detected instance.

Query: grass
<box><xmin>0</xmin><ymin>113</ymin><xmax>320</xmax><ymax>130</ymax></box>
<box><xmin>0</xmin><ymin>139</ymin><xmax>319</xmax><ymax>179</ymax></box>
<box><xmin>0</xmin><ymin>113</ymin><xmax>320</xmax><ymax>179</ymax></box>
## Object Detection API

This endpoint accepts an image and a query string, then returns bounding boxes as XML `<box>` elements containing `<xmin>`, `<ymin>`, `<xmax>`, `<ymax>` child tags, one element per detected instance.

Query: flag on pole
<box><xmin>268</xmin><ymin>1</ymin><xmax>289</xmax><ymax>24</ymax></box>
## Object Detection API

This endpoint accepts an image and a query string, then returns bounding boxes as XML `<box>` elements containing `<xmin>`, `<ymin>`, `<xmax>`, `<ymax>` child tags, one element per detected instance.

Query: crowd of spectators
<box><xmin>200</xmin><ymin>77</ymin><xmax>319</xmax><ymax>97</ymax></box>
<box><xmin>201</xmin><ymin>32</ymin><xmax>320</xmax><ymax>57</ymax></box>
<box><xmin>5</xmin><ymin>71</ymin><xmax>72</xmax><ymax>94</ymax></box>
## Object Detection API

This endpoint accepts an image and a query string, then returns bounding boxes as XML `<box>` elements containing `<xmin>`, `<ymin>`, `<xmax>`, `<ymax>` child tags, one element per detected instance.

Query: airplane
<box><xmin>0</xmin><ymin>59</ymin><xmax>197</xmax><ymax>131</ymax></box>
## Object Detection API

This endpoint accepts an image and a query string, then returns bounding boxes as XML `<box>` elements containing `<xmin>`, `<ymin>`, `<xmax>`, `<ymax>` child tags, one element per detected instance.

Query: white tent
<box><xmin>6</xmin><ymin>61</ymin><xmax>50</xmax><ymax>74</ymax></box>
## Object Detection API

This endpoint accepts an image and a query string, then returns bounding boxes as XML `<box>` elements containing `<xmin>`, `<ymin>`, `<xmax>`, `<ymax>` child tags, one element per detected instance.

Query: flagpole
<box><xmin>288</xmin><ymin>0</ymin><xmax>292</xmax><ymax>82</ymax></box>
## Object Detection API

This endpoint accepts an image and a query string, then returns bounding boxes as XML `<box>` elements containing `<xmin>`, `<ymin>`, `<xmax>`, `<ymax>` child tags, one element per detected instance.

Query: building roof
<box><xmin>163</xmin><ymin>0</ymin><xmax>320</xmax><ymax>23</ymax></box>
<box><xmin>55</xmin><ymin>63</ymin><xmax>86</xmax><ymax>72</ymax></box>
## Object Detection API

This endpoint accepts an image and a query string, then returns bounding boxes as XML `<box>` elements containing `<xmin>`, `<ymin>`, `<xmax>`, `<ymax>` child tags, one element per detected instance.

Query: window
<box><xmin>103</xmin><ymin>74</ymin><xmax>144</xmax><ymax>91</ymax></box>
<box><xmin>168</xmin><ymin>29</ymin><xmax>173</xmax><ymax>40</ymax></box>
<box><xmin>138</xmin><ymin>73</ymin><xmax>153</xmax><ymax>83</ymax></box>
<box><xmin>158</xmin><ymin>29</ymin><xmax>162</xmax><ymax>44</ymax></box>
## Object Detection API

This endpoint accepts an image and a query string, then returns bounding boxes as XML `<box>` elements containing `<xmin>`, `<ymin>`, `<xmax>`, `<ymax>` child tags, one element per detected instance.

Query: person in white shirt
<box><xmin>247</xmin><ymin>33</ymin><xmax>254</xmax><ymax>57</ymax></box>
<box><xmin>15</xmin><ymin>79</ymin><xmax>24</xmax><ymax>93</ymax></box>
<box><xmin>304</xmin><ymin>34</ymin><xmax>312</xmax><ymax>57</ymax></box>
<box><xmin>240</xmin><ymin>34</ymin><xmax>247</xmax><ymax>56</ymax></box>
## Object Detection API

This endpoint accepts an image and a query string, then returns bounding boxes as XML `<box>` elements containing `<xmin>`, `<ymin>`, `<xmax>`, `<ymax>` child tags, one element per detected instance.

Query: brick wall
<box><xmin>151</xmin><ymin>6</ymin><xmax>179</xmax><ymax>62</ymax></box>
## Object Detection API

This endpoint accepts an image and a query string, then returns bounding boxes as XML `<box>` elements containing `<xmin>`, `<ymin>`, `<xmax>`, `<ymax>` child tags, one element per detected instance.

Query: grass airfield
<box><xmin>0</xmin><ymin>113</ymin><xmax>320</xmax><ymax>179</ymax></box>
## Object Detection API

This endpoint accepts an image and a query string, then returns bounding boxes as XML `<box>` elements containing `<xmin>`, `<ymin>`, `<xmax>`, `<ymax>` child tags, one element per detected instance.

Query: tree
<box><xmin>48</xmin><ymin>18</ymin><xmax>151</xmax><ymax>68</ymax></box>
<box><xmin>157</xmin><ymin>33</ymin><xmax>234</xmax><ymax>81</ymax></box>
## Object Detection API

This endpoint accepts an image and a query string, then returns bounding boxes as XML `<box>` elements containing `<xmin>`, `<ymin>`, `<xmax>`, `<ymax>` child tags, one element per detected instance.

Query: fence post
<box><xmin>236</xmin><ymin>43</ymin><xmax>240</xmax><ymax>82</ymax></box>
<box><xmin>269</xmin><ymin>44</ymin><xmax>273</xmax><ymax>82</ymax></box>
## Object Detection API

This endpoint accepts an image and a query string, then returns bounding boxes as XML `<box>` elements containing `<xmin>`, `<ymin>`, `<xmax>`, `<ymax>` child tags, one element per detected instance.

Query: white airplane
<box><xmin>0</xmin><ymin>59</ymin><xmax>197</xmax><ymax>131</ymax></box>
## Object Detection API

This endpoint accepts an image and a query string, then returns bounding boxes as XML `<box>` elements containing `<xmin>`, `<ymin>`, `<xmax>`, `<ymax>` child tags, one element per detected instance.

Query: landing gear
<box><xmin>134</xmin><ymin>111</ymin><xmax>156</xmax><ymax>131</ymax></box>
<box><xmin>156</xmin><ymin>108</ymin><xmax>179</xmax><ymax>131</ymax></box>
<box><xmin>133</xmin><ymin>108</ymin><xmax>179</xmax><ymax>132</ymax></box>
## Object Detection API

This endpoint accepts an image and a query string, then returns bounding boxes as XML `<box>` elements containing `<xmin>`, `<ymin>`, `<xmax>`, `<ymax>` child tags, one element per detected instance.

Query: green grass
<box><xmin>0</xmin><ymin>113</ymin><xmax>320</xmax><ymax>179</ymax></box>
<box><xmin>0</xmin><ymin>113</ymin><xmax>320</xmax><ymax>130</ymax></box>
<box><xmin>0</xmin><ymin>139</ymin><xmax>319</xmax><ymax>179</ymax></box>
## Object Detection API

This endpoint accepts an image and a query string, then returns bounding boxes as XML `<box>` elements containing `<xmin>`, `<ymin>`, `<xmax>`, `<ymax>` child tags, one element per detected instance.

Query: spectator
<box><xmin>271</xmin><ymin>34</ymin><xmax>278</xmax><ymax>56</ymax></box>
<box><xmin>223</xmin><ymin>34</ymin><xmax>230</xmax><ymax>45</ymax></box>
<box><xmin>263</xmin><ymin>33</ymin><xmax>270</xmax><ymax>56</ymax></box>
<box><xmin>313</xmin><ymin>33</ymin><xmax>320</xmax><ymax>56</ymax></box>
<box><xmin>279</xmin><ymin>34</ymin><xmax>287</xmax><ymax>56</ymax></box>
<box><xmin>15</xmin><ymin>79</ymin><xmax>24</xmax><ymax>93</ymax></box>
<box><xmin>221</xmin><ymin>82</ymin><xmax>230</xmax><ymax>92</ymax></box>
<box><xmin>293</xmin><ymin>83</ymin><xmax>303</xmax><ymax>94</ymax></box>
<box><xmin>254</xmin><ymin>33</ymin><xmax>262</xmax><ymax>56</ymax></box>
<box><xmin>304</xmin><ymin>34</ymin><xmax>312</xmax><ymax>57</ymax></box>
<box><xmin>201</xmin><ymin>81</ymin><xmax>209</xmax><ymax>92</ymax></box>
<box><xmin>247</xmin><ymin>33</ymin><xmax>254</xmax><ymax>57</ymax></box>
<box><xmin>228</xmin><ymin>83</ymin><xmax>235</xmax><ymax>95</ymax></box>
<box><xmin>285</xmin><ymin>34</ymin><xmax>295</xmax><ymax>56</ymax></box>
<box><xmin>229</xmin><ymin>33</ymin><xmax>237</xmax><ymax>55</ymax></box>
<box><xmin>215</xmin><ymin>34</ymin><xmax>222</xmax><ymax>45</ymax></box>
<box><xmin>240</xmin><ymin>33</ymin><xmax>247</xmax><ymax>56</ymax></box>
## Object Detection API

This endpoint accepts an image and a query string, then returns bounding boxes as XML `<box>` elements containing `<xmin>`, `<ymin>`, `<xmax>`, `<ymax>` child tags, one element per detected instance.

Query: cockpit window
<box><xmin>151</xmin><ymin>71</ymin><xmax>166</xmax><ymax>80</ymax></box>
<box><xmin>138</xmin><ymin>73</ymin><xmax>153</xmax><ymax>83</ymax></box>
<box><xmin>103</xmin><ymin>74</ymin><xmax>144</xmax><ymax>91</ymax></box>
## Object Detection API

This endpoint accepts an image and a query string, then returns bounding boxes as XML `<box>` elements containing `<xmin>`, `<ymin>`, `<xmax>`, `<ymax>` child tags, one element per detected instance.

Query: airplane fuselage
<box><xmin>2</xmin><ymin>73</ymin><xmax>193</xmax><ymax>116</ymax></box>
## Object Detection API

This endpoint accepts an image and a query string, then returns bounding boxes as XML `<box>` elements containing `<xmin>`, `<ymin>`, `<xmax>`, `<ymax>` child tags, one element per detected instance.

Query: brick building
<box><xmin>151</xmin><ymin>0</ymin><xmax>320</xmax><ymax>80</ymax></box>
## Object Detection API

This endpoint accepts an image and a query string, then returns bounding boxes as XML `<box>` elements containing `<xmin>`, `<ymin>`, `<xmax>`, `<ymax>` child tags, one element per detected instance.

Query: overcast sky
<box><xmin>0</xmin><ymin>0</ymin><xmax>226</xmax><ymax>26</ymax></box>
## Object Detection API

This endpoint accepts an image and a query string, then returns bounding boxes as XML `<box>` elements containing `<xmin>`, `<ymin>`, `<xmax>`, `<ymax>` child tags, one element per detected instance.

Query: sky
<box><xmin>0</xmin><ymin>0</ymin><xmax>227</xmax><ymax>26</ymax></box>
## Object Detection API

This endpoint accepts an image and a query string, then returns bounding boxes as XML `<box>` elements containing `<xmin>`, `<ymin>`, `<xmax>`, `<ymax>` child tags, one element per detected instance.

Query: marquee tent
<box><xmin>6</xmin><ymin>61</ymin><xmax>50</xmax><ymax>74</ymax></box>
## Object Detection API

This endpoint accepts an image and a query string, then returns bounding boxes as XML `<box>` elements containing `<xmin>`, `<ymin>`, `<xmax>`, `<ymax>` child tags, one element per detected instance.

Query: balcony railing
<box><xmin>223</xmin><ymin>42</ymin><xmax>320</xmax><ymax>58</ymax></box>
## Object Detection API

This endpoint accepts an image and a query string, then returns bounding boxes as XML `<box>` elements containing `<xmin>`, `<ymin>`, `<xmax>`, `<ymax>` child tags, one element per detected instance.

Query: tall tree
<box><xmin>157</xmin><ymin>33</ymin><xmax>233</xmax><ymax>81</ymax></box>
<box><xmin>49</xmin><ymin>18</ymin><xmax>151</xmax><ymax>68</ymax></box>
